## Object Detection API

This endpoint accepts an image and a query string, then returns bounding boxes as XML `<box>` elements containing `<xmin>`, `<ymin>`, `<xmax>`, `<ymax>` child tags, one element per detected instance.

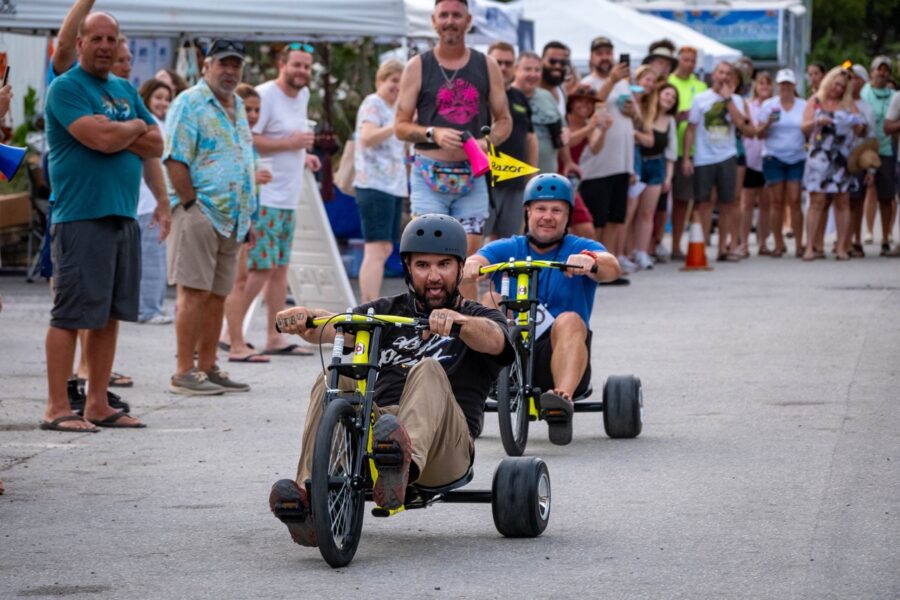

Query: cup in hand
<box><xmin>257</xmin><ymin>157</ymin><xmax>274</xmax><ymax>184</ymax></box>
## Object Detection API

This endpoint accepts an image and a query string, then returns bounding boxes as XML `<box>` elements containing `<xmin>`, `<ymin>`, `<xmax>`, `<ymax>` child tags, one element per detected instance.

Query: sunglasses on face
<box><xmin>547</xmin><ymin>58</ymin><xmax>570</xmax><ymax>67</ymax></box>
<box><xmin>495</xmin><ymin>59</ymin><xmax>514</xmax><ymax>67</ymax></box>
<box><xmin>209</xmin><ymin>39</ymin><xmax>245</xmax><ymax>55</ymax></box>
<box><xmin>287</xmin><ymin>42</ymin><xmax>315</xmax><ymax>54</ymax></box>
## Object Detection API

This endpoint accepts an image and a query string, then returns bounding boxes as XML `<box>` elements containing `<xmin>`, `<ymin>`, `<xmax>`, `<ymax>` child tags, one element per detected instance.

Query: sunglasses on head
<box><xmin>209</xmin><ymin>39</ymin><xmax>245</xmax><ymax>55</ymax></box>
<box><xmin>287</xmin><ymin>42</ymin><xmax>314</xmax><ymax>54</ymax></box>
<box><xmin>547</xmin><ymin>58</ymin><xmax>570</xmax><ymax>67</ymax></box>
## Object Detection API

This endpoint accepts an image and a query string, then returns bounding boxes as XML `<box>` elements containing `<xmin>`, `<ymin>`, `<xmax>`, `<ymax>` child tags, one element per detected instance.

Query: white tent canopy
<box><xmin>0</xmin><ymin>0</ymin><xmax>407</xmax><ymax>39</ymax></box>
<box><xmin>405</xmin><ymin>0</ymin><xmax>524</xmax><ymax>45</ymax></box>
<box><xmin>522</xmin><ymin>0</ymin><xmax>741</xmax><ymax>74</ymax></box>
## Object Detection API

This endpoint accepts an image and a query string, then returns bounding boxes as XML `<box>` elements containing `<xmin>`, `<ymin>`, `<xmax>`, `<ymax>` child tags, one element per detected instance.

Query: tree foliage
<box><xmin>810</xmin><ymin>0</ymin><xmax>900</xmax><ymax>69</ymax></box>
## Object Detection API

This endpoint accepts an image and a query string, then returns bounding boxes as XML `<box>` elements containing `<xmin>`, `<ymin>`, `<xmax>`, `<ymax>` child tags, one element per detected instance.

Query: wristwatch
<box><xmin>424</xmin><ymin>126</ymin><xmax>435</xmax><ymax>143</ymax></box>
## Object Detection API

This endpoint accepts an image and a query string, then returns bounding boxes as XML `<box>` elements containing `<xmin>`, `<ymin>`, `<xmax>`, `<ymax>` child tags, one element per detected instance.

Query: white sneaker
<box><xmin>141</xmin><ymin>314</ymin><xmax>173</xmax><ymax>325</ymax></box>
<box><xmin>654</xmin><ymin>242</ymin><xmax>670</xmax><ymax>263</ymax></box>
<box><xmin>634</xmin><ymin>250</ymin><xmax>654</xmax><ymax>270</ymax></box>
<box><xmin>617</xmin><ymin>255</ymin><xmax>638</xmax><ymax>274</ymax></box>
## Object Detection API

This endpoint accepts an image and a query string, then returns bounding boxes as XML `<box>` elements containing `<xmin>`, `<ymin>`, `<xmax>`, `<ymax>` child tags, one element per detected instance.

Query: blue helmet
<box><xmin>523</xmin><ymin>173</ymin><xmax>575</xmax><ymax>208</ymax></box>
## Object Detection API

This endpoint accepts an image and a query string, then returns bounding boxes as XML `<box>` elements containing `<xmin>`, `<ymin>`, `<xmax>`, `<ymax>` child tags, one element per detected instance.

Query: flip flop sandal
<box><xmin>218</xmin><ymin>342</ymin><xmax>256</xmax><ymax>352</ymax></box>
<box><xmin>108</xmin><ymin>371</ymin><xmax>134</xmax><ymax>388</ymax></box>
<box><xmin>263</xmin><ymin>344</ymin><xmax>314</xmax><ymax>356</ymax></box>
<box><xmin>39</xmin><ymin>415</ymin><xmax>100</xmax><ymax>433</ymax></box>
<box><xmin>228</xmin><ymin>352</ymin><xmax>270</xmax><ymax>363</ymax></box>
<box><xmin>540</xmin><ymin>391</ymin><xmax>574</xmax><ymax>446</ymax></box>
<box><xmin>88</xmin><ymin>411</ymin><xmax>146</xmax><ymax>428</ymax></box>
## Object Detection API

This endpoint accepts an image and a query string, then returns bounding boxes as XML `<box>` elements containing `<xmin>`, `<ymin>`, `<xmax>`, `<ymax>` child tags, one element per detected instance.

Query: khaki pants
<box><xmin>295</xmin><ymin>358</ymin><xmax>473</xmax><ymax>488</ymax></box>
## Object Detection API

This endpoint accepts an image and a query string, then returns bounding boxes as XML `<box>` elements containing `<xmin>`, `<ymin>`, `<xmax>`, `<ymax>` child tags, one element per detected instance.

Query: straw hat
<box><xmin>848</xmin><ymin>138</ymin><xmax>882</xmax><ymax>174</ymax></box>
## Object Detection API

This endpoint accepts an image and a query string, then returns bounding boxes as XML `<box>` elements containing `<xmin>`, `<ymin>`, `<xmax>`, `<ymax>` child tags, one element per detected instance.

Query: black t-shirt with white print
<box><xmin>353</xmin><ymin>293</ymin><xmax>515</xmax><ymax>438</ymax></box>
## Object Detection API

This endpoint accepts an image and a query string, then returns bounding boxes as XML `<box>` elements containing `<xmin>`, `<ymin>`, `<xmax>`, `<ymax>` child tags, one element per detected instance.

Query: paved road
<box><xmin>1</xmin><ymin>253</ymin><xmax>898</xmax><ymax>599</ymax></box>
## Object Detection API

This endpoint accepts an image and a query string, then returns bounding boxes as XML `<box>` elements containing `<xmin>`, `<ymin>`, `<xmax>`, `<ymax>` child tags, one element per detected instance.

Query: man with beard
<box><xmin>485</xmin><ymin>42</ymin><xmax>537</xmax><ymax>240</ymax></box>
<box><xmin>465</xmin><ymin>174</ymin><xmax>621</xmax><ymax>445</ymax></box>
<box><xmin>42</xmin><ymin>11</ymin><xmax>161</xmax><ymax>431</ymax></box>
<box><xmin>540</xmin><ymin>41</ymin><xmax>581</xmax><ymax>178</ymax></box>
<box><xmin>222</xmin><ymin>44</ymin><xmax>321</xmax><ymax>363</ymax></box>
<box><xmin>579</xmin><ymin>37</ymin><xmax>634</xmax><ymax>271</ymax></box>
<box><xmin>395</xmin><ymin>0</ymin><xmax>511</xmax><ymax>266</ymax></box>
<box><xmin>164</xmin><ymin>40</ymin><xmax>257</xmax><ymax>395</ymax></box>
<box><xmin>268</xmin><ymin>215</ymin><xmax>515</xmax><ymax>545</ymax></box>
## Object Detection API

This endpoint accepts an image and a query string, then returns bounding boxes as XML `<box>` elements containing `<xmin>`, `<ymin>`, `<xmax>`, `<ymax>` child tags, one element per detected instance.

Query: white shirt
<box><xmin>580</xmin><ymin>73</ymin><xmax>634</xmax><ymax>178</ymax></box>
<box><xmin>757</xmin><ymin>96</ymin><xmax>807</xmax><ymax>164</ymax></box>
<box><xmin>253</xmin><ymin>80</ymin><xmax>311</xmax><ymax>210</ymax></box>
<box><xmin>137</xmin><ymin>116</ymin><xmax>166</xmax><ymax>216</ymax></box>
<box><xmin>688</xmin><ymin>89</ymin><xmax>747</xmax><ymax>167</ymax></box>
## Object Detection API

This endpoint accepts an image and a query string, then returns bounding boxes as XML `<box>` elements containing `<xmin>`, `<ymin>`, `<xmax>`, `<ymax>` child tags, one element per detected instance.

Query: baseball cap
<box><xmin>207</xmin><ymin>39</ymin><xmax>246</xmax><ymax>61</ymax></box>
<box><xmin>775</xmin><ymin>68</ymin><xmax>796</xmax><ymax>85</ymax></box>
<box><xmin>871</xmin><ymin>55</ymin><xmax>892</xmax><ymax>71</ymax></box>
<box><xmin>591</xmin><ymin>36</ymin><xmax>613</xmax><ymax>51</ymax></box>
<box><xmin>851</xmin><ymin>64</ymin><xmax>869</xmax><ymax>82</ymax></box>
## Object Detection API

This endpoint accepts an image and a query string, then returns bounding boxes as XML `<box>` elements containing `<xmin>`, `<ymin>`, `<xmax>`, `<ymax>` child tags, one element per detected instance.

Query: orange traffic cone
<box><xmin>680</xmin><ymin>220</ymin><xmax>713</xmax><ymax>271</ymax></box>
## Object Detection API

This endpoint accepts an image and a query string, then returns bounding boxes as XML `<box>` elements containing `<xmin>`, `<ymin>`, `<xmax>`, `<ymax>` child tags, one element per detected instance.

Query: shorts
<box><xmin>356</xmin><ymin>187</ymin><xmax>404</xmax><ymax>242</ymax></box>
<box><xmin>410</xmin><ymin>154</ymin><xmax>489</xmax><ymax>233</ymax></box>
<box><xmin>579</xmin><ymin>173</ymin><xmax>629</xmax><ymax>228</ymax></box>
<box><xmin>50</xmin><ymin>216</ymin><xmax>140</xmax><ymax>330</ymax></box>
<box><xmin>743</xmin><ymin>168</ymin><xmax>765</xmax><ymax>189</ymax></box>
<box><xmin>167</xmin><ymin>203</ymin><xmax>242</xmax><ymax>297</ymax></box>
<box><xmin>571</xmin><ymin>192</ymin><xmax>593</xmax><ymax>225</ymax></box>
<box><xmin>640</xmin><ymin>156</ymin><xmax>666</xmax><ymax>186</ymax></box>
<box><xmin>694</xmin><ymin>157</ymin><xmax>737</xmax><ymax>204</ymax></box>
<box><xmin>874</xmin><ymin>154</ymin><xmax>897</xmax><ymax>203</ymax></box>
<box><xmin>533</xmin><ymin>327</ymin><xmax>592</xmax><ymax>398</ymax></box>
<box><xmin>484</xmin><ymin>184</ymin><xmax>525</xmax><ymax>238</ymax></box>
<box><xmin>40</xmin><ymin>201</ymin><xmax>54</xmax><ymax>278</ymax></box>
<box><xmin>762</xmin><ymin>156</ymin><xmax>805</xmax><ymax>184</ymax></box>
<box><xmin>248</xmin><ymin>206</ymin><xmax>295</xmax><ymax>270</ymax></box>
<box><xmin>672</xmin><ymin>159</ymin><xmax>694</xmax><ymax>202</ymax></box>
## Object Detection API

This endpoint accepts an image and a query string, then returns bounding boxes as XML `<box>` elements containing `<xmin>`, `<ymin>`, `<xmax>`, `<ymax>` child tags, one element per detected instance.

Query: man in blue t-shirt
<box><xmin>41</xmin><ymin>11</ymin><xmax>162</xmax><ymax>432</ymax></box>
<box><xmin>464</xmin><ymin>174</ymin><xmax>621</xmax><ymax>444</ymax></box>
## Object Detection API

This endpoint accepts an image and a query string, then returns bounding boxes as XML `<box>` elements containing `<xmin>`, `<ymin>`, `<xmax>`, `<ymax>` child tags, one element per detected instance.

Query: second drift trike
<box><xmin>480</xmin><ymin>259</ymin><xmax>644</xmax><ymax>456</ymax></box>
<box><xmin>271</xmin><ymin>312</ymin><xmax>551</xmax><ymax>568</ymax></box>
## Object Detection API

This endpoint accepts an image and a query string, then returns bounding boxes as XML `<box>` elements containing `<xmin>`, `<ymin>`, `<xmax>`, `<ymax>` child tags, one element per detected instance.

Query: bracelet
<box><xmin>580</xmin><ymin>249</ymin><xmax>601</xmax><ymax>261</ymax></box>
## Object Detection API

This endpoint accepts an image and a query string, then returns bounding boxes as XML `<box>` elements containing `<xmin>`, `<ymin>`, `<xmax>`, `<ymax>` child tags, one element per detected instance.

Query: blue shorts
<box><xmin>640</xmin><ymin>156</ymin><xmax>666</xmax><ymax>186</ymax></box>
<box><xmin>356</xmin><ymin>187</ymin><xmax>403</xmax><ymax>242</ymax></box>
<box><xmin>763</xmin><ymin>156</ymin><xmax>805</xmax><ymax>184</ymax></box>
<box><xmin>410</xmin><ymin>154</ymin><xmax>489</xmax><ymax>233</ymax></box>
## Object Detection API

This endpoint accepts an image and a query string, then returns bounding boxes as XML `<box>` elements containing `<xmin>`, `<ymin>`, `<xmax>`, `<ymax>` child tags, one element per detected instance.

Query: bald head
<box><xmin>77</xmin><ymin>12</ymin><xmax>120</xmax><ymax>78</ymax></box>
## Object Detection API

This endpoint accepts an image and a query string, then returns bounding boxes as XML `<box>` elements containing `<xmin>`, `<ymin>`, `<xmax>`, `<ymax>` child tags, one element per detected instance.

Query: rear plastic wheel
<box><xmin>491</xmin><ymin>457</ymin><xmax>551</xmax><ymax>537</ymax></box>
<box><xmin>602</xmin><ymin>375</ymin><xmax>643</xmax><ymax>438</ymax></box>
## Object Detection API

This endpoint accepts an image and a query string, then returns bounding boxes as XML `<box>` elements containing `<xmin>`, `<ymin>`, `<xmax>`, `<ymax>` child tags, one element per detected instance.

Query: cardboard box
<box><xmin>0</xmin><ymin>192</ymin><xmax>31</xmax><ymax>229</ymax></box>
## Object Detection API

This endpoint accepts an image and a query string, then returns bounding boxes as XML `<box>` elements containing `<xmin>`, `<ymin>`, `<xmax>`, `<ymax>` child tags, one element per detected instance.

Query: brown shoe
<box><xmin>371</xmin><ymin>414</ymin><xmax>412</xmax><ymax>510</ymax></box>
<box><xmin>269</xmin><ymin>479</ymin><xmax>317</xmax><ymax>547</ymax></box>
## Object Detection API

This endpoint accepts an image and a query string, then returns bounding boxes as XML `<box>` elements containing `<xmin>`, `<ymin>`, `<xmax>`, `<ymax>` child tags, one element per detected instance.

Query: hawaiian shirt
<box><xmin>164</xmin><ymin>79</ymin><xmax>257</xmax><ymax>239</ymax></box>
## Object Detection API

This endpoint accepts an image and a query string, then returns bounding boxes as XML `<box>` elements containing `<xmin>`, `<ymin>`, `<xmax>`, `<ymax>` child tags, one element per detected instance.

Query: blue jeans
<box><xmin>138</xmin><ymin>213</ymin><xmax>168</xmax><ymax>321</ymax></box>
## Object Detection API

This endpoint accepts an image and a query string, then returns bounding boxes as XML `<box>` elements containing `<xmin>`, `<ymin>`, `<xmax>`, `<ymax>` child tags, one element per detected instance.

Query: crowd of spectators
<box><xmin>22</xmin><ymin>0</ymin><xmax>900</xmax><ymax>432</ymax></box>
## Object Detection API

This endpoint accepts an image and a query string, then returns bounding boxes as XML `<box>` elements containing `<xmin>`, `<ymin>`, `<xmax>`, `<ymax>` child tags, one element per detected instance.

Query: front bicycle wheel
<box><xmin>310</xmin><ymin>398</ymin><xmax>365</xmax><ymax>568</ymax></box>
<box><xmin>497</xmin><ymin>352</ymin><xmax>529</xmax><ymax>456</ymax></box>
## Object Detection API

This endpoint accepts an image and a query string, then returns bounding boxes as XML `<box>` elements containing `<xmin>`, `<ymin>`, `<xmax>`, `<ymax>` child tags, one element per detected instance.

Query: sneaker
<box><xmin>141</xmin><ymin>314</ymin><xmax>173</xmax><ymax>325</ymax></box>
<box><xmin>371</xmin><ymin>414</ymin><xmax>412</xmax><ymax>510</ymax></box>
<box><xmin>886</xmin><ymin>244</ymin><xmax>900</xmax><ymax>257</ymax></box>
<box><xmin>68</xmin><ymin>379</ymin><xmax>130</xmax><ymax>414</ymax></box>
<box><xmin>634</xmin><ymin>250</ymin><xmax>654</xmax><ymax>270</ymax></box>
<box><xmin>205</xmin><ymin>365</ymin><xmax>250</xmax><ymax>393</ymax></box>
<box><xmin>169</xmin><ymin>368</ymin><xmax>226</xmax><ymax>396</ymax></box>
<box><xmin>654</xmin><ymin>243</ymin><xmax>670</xmax><ymax>263</ymax></box>
<box><xmin>617</xmin><ymin>255</ymin><xmax>638</xmax><ymax>274</ymax></box>
<box><xmin>269</xmin><ymin>479</ymin><xmax>317</xmax><ymax>547</ymax></box>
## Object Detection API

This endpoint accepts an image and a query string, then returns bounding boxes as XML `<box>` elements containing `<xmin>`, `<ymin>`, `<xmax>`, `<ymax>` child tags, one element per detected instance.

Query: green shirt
<box><xmin>45</xmin><ymin>66</ymin><xmax>155</xmax><ymax>223</ymax></box>
<box><xmin>860</xmin><ymin>83</ymin><xmax>896</xmax><ymax>156</ymax></box>
<box><xmin>668</xmin><ymin>72</ymin><xmax>708</xmax><ymax>158</ymax></box>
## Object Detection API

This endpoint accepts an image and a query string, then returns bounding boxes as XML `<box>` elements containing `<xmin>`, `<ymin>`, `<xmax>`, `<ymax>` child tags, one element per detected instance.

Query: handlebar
<box><xmin>479</xmin><ymin>259</ymin><xmax>598</xmax><ymax>275</ymax></box>
<box><xmin>276</xmin><ymin>312</ymin><xmax>461</xmax><ymax>337</ymax></box>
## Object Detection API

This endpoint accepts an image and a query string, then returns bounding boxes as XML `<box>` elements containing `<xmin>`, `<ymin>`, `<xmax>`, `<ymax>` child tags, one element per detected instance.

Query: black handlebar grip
<box><xmin>450</xmin><ymin>322</ymin><xmax>462</xmax><ymax>337</ymax></box>
<box><xmin>481</xmin><ymin>125</ymin><xmax>492</xmax><ymax>136</ymax></box>
<box><xmin>306</xmin><ymin>316</ymin><xmax>316</xmax><ymax>328</ymax></box>
<box><xmin>591</xmin><ymin>264</ymin><xmax>598</xmax><ymax>274</ymax></box>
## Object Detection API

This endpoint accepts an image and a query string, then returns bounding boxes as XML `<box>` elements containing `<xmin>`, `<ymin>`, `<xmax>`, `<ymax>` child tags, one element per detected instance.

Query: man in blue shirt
<box><xmin>464</xmin><ymin>174</ymin><xmax>620</xmax><ymax>444</ymax></box>
<box><xmin>41</xmin><ymin>11</ymin><xmax>162</xmax><ymax>431</ymax></box>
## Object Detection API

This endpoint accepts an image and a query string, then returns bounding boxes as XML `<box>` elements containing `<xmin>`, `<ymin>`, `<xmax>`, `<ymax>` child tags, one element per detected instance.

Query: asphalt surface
<box><xmin>1</xmin><ymin>247</ymin><xmax>898</xmax><ymax>599</ymax></box>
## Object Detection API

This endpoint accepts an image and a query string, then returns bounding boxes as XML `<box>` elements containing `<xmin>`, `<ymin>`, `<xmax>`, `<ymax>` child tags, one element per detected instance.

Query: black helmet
<box><xmin>399</xmin><ymin>214</ymin><xmax>468</xmax><ymax>262</ymax></box>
